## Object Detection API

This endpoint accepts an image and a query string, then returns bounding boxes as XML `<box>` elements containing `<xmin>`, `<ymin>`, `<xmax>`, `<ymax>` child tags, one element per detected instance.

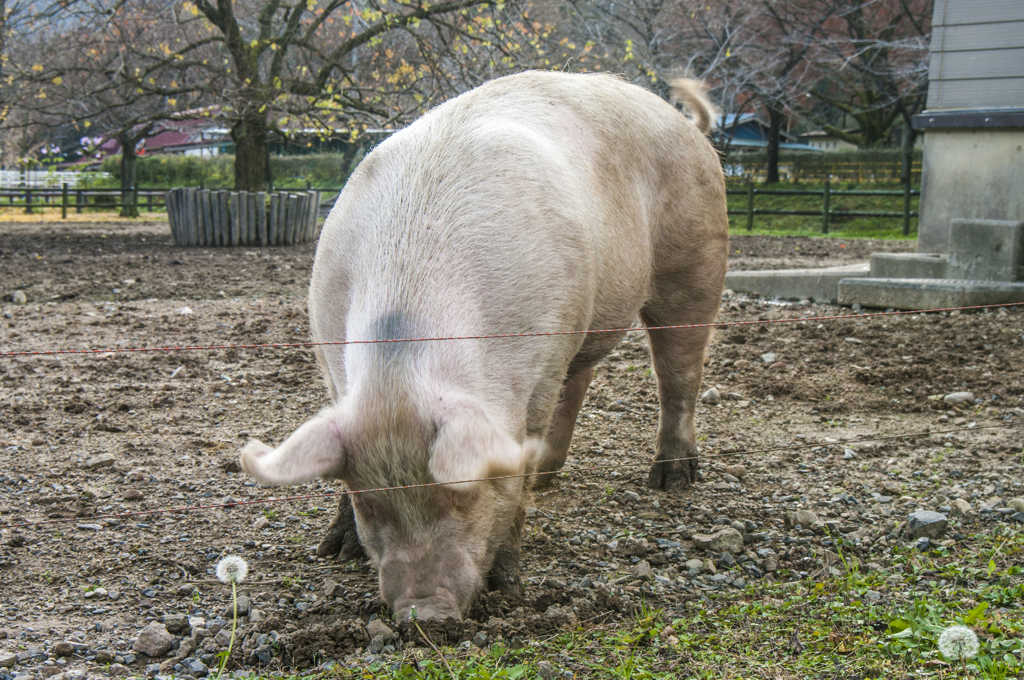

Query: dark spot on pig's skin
<box><xmin>370</xmin><ymin>310</ymin><xmax>422</xmax><ymax>362</ymax></box>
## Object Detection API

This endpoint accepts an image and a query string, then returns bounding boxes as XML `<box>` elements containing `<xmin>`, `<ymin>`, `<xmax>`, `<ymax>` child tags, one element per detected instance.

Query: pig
<box><xmin>240</xmin><ymin>71</ymin><xmax>728</xmax><ymax>620</ymax></box>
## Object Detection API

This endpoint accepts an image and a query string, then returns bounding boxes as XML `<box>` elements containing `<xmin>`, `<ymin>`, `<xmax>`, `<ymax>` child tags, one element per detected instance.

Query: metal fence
<box><xmin>727</xmin><ymin>180</ymin><xmax>919</xmax><ymax>235</ymax></box>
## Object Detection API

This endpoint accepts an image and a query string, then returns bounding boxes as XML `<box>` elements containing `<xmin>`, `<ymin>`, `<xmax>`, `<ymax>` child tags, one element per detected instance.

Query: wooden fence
<box><xmin>727</xmin><ymin>180</ymin><xmax>919</xmax><ymax>235</ymax></box>
<box><xmin>0</xmin><ymin>181</ymin><xmax>920</xmax><ymax>237</ymax></box>
<box><xmin>0</xmin><ymin>185</ymin><xmax>167</xmax><ymax>215</ymax></box>
<box><xmin>165</xmin><ymin>188</ymin><xmax>321</xmax><ymax>246</ymax></box>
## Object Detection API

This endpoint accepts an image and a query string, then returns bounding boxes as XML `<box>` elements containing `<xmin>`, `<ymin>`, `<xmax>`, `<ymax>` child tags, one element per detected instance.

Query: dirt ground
<box><xmin>1</xmin><ymin>221</ymin><xmax>1021</xmax><ymax>677</ymax></box>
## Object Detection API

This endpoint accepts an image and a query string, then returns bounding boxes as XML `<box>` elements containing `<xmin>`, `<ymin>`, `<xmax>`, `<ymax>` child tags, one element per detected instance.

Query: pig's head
<box><xmin>240</xmin><ymin>394</ymin><xmax>538</xmax><ymax>621</ymax></box>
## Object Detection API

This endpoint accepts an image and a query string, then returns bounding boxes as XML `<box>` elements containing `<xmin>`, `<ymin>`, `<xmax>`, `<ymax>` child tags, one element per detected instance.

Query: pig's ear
<box><xmin>429</xmin><ymin>403</ymin><xmax>537</xmax><ymax>488</ymax></box>
<box><xmin>240</xmin><ymin>410</ymin><xmax>346</xmax><ymax>485</ymax></box>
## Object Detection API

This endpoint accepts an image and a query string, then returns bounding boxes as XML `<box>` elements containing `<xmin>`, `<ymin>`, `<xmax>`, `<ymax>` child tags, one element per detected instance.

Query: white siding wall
<box><xmin>927</xmin><ymin>0</ymin><xmax>1024</xmax><ymax>110</ymax></box>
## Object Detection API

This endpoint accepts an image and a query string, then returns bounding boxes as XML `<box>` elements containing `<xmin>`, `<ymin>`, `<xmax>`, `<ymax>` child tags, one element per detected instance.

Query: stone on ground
<box><xmin>691</xmin><ymin>527</ymin><xmax>743</xmax><ymax>554</ymax></box>
<box><xmin>365</xmin><ymin>619</ymin><xmax>396</xmax><ymax>642</ymax></box>
<box><xmin>907</xmin><ymin>511</ymin><xmax>949</xmax><ymax>540</ymax></box>
<box><xmin>132</xmin><ymin>622</ymin><xmax>174</xmax><ymax>657</ymax></box>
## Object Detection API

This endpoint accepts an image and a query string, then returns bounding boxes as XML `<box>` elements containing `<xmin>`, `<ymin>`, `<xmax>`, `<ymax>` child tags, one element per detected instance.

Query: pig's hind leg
<box><xmin>317</xmin><ymin>497</ymin><xmax>366</xmax><ymax>560</ymax></box>
<box><xmin>640</xmin><ymin>307</ymin><xmax>715</xmax><ymax>491</ymax></box>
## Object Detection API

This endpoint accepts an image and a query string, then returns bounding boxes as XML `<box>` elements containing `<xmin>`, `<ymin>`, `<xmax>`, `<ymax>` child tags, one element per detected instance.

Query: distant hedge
<box><xmin>101</xmin><ymin>152</ymin><xmax>364</xmax><ymax>189</ymax></box>
<box><xmin>722</xmin><ymin>148</ymin><xmax>923</xmax><ymax>183</ymax></box>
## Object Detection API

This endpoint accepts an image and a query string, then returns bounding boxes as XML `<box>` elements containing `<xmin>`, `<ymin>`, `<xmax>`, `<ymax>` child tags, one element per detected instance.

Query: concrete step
<box><xmin>725</xmin><ymin>263</ymin><xmax>869</xmax><ymax>304</ymax></box>
<box><xmin>838</xmin><ymin>277</ymin><xmax>1024</xmax><ymax>310</ymax></box>
<box><xmin>869</xmin><ymin>253</ymin><xmax>948</xmax><ymax>279</ymax></box>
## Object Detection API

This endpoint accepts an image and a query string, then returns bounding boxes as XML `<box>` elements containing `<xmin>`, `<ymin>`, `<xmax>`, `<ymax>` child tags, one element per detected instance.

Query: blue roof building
<box><xmin>714</xmin><ymin>113</ymin><xmax>820</xmax><ymax>152</ymax></box>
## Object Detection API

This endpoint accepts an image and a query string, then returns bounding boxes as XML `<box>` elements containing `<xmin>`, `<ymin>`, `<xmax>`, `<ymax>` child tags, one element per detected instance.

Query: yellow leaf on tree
<box><xmin>52</xmin><ymin>76</ymin><xmax>62</xmax><ymax>85</ymax></box>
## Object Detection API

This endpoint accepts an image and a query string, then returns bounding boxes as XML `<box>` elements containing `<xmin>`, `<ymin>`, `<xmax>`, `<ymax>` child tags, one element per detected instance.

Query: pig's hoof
<box><xmin>317</xmin><ymin>526</ymin><xmax>365</xmax><ymax>560</ymax></box>
<box><xmin>486</xmin><ymin>528</ymin><xmax>522</xmax><ymax>595</ymax></box>
<box><xmin>316</xmin><ymin>498</ymin><xmax>366</xmax><ymax>560</ymax></box>
<box><xmin>530</xmin><ymin>472</ymin><xmax>560</xmax><ymax>491</ymax></box>
<box><xmin>486</xmin><ymin>553</ymin><xmax>521</xmax><ymax>596</ymax></box>
<box><xmin>647</xmin><ymin>456</ymin><xmax>697</xmax><ymax>491</ymax></box>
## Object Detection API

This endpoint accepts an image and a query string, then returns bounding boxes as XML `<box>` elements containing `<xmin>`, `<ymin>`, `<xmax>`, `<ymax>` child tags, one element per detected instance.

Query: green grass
<box><xmin>283</xmin><ymin>527</ymin><xmax>1023</xmax><ymax>679</ymax></box>
<box><xmin>726</xmin><ymin>181</ymin><xmax>920</xmax><ymax>240</ymax></box>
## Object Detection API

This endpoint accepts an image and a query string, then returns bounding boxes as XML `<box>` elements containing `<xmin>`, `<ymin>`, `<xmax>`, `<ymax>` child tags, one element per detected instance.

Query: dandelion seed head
<box><xmin>938</xmin><ymin>625</ymin><xmax>979</xmax><ymax>660</ymax></box>
<box><xmin>215</xmin><ymin>555</ymin><xmax>249</xmax><ymax>584</ymax></box>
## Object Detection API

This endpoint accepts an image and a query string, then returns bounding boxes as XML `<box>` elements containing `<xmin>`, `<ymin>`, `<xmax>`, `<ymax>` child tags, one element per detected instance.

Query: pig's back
<box><xmin>311</xmin><ymin>71</ymin><xmax>724</xmax><ymax>409</ymax></box>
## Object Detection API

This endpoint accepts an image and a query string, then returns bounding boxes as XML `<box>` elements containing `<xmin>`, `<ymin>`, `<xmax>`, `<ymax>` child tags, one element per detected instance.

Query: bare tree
<box><xmin>732</xmin><ymin>0</ymin><xmax>837</xmax><ymax>183</ymax></box>
<box><xmin>4</xmin><ymin>0</ymin><xmax>212</xmax><ymax>213</ymax></box>
<box><xmin>1</xmin><ymin>0</ymin><xmax>51</xmax><ymax>158</ymax></box>
<box><xmin>558</xmin><ymin>0</ymin><xmax>818</xmax><ymax>180</ymax></box>
<box><xmin>121</xmin><ymin>0</ymin><xmax>516</xmax><ymax>191</ymax></box>
<box><xmin>798</xmin><ymin>0</ymin><xmax>931</xmax><ymax>182</ymax></box>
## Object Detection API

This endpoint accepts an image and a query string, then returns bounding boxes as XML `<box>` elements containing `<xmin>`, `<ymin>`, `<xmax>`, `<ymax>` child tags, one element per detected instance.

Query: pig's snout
<box><xmin>393</xmin><ymin>595</ymin><xmax>462</xmax><ymax>622</ymax></box>
<box><xmin>380</xmin><ymin>551</ymin><xmax>483</xmax><ymax>622</ymax></box>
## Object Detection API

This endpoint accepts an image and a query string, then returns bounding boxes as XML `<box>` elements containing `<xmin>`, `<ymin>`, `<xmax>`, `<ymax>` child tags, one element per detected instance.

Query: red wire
<box><xmin>2</xmin><ymin>301</ymin><xmax>1021</xmax><ymax>357</ymax></box>
<box><xmin>1</xmin><ymin>424</ymin><xmax>1010</xmax><ymax>530</ymax></box>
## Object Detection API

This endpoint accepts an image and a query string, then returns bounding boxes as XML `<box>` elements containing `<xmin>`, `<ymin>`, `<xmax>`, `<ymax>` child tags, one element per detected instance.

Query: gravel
<box><xmin>1</xmin><ymin>225</ymin><xmax>1022</xmax><ymax>674</ymax></box>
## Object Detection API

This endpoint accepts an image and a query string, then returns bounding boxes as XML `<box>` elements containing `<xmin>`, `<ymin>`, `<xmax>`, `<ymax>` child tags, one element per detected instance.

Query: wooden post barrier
<box><xmin>218</xmin><ymin>190</ymin><xmax>230</xmax><ymax>246</ymax></box>
<box><xmin>185</xmin><ymin>189</ymin><xmax>198</xmax><ymax>246</ymax></box>
<box><xmin>256</xmin><ymin>192</ymin><xmax>267</xmax><ymax>246</ymax></box>
<box><xmin>166</xmin><ymin>188</ymin><xmax>321</xmax><ymax>246</ymax></box>
<box><xmin>247</xmin><ymin>192</ymin><xmax>257</xmax><ymax>245</ymax></box>
<box><xmin>268</xmin><ymin>193</ymin><xmax>278</xmax><ymax>245</ymax></box>
<box><xmin>284</xmin><ymin>194</ymin><xmax>297</xmax><ymax>245</ymax></box>
<box><xmin>164</xmin><ymin>190</ymin><xmax>178</xmax><ymax>244</ymax></box>
<box><xmin>201</xmin><ymin>190</ymin><xmax>214</xmax><ymax>245</ymax></box>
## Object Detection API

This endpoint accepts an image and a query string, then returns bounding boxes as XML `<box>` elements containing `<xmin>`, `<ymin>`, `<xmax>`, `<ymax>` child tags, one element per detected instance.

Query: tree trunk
<box><xmin>766</xmin><ymin>106</ymin><xmax>785</xmax><ymax>185</ymax></box>
<box><xmin>232</xmin><ymin>111</ymin><xmax>269</xmax><ymax>192</ymax></box>
<box><xmin>117</xmin><ymin>134</ymin><xmax>139</xmax><ymax>218</ymax></box>
<box><xmin>265</xmin><ymin>145</ymin><xmax>273</xmax><ymax>191</ymax></box>
<box><xmin>900</xmin><ymin>122</ymin><xmax>917</xmax><ymax>186</ymax></box>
